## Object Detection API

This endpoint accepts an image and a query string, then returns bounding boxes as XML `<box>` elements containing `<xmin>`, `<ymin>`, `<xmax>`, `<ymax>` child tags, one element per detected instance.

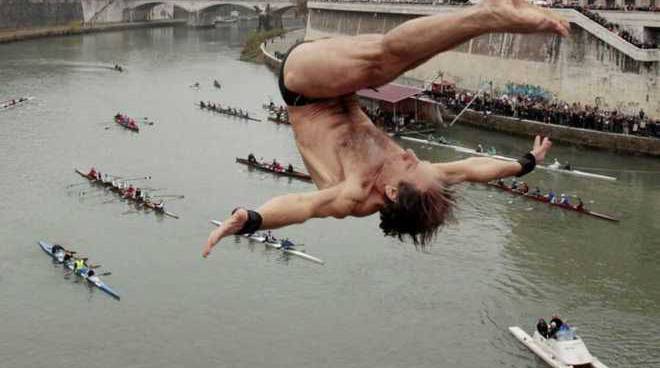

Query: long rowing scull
<box><xmin>210</xmin><ymin>220</ymin><xmax>324</xmax><ymax>264</ymax></box>
<box><xmin>75</xmin><ymin>169</ymin><xmax>179</xmax><ymax>219</ymax></box>
<box><xmin>400</xmin><ymin>135</ymin><xmax>617</xmax><ymax>181</ymax></box>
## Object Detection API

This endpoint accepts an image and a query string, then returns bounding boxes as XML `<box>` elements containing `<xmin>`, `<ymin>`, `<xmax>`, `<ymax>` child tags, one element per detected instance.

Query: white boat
<box><xmin>399</xmin><ymin>136</ymin><xmax>617</xmax><ymax>181</ymax></box>
<box><xmin>509</xmin><ymin>326</ymin><xmax>608</xmax><ymax>368</ymax></box>
<box><xmin>210</xmin><ymin>220</ymin><xmax>324</xmax><ymax>265</ymax></box>
<box><xmin>1</xmin><ymin>96</ymin><xmax>34</xmax><ymax>111</ymax></box>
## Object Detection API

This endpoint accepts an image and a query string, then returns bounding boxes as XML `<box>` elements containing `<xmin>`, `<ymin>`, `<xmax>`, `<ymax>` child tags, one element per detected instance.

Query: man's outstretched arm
<box><xmin>284</xmin><ymin>0</ymin><xmax>569</xmax><ymax>99</ymax></box>
<box><xmin>202</xmin><ymin>185</ymin><xmax>361</xmax><ymax>257</ymax></box>
<box><xmin>434</xmin><ymin>136</ymin><xmax>552</xmax><ymax>184</ymax></box>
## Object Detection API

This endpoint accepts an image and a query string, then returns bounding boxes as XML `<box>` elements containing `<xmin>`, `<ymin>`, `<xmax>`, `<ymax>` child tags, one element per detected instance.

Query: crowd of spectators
<box><xmin>432</xmin><ymin>87</ymin><xmax>660</xmax><ymax>138</ymax></box>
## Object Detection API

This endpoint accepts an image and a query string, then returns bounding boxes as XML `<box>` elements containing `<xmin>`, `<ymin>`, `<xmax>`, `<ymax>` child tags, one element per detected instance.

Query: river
<box><xmin>1</xmin><ymin>23</ymin><xmax>659</xmax><ymax>368</ymax></box>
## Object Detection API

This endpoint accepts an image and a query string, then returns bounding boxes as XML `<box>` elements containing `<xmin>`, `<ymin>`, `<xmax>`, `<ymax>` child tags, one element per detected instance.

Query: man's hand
<box><xmin>479</xmin><ymin>0</ymin><xmax>570</xmax><ymax>37</ymax></box>
<box><xmin>202</xmin><ymin>209</ymin><xmax>248</xmax><ymax>258</ymax></box>
<box><xmin>530</xmin><ymin>135</ymin><xmax>552</xmax><ymax>163</ymax></box>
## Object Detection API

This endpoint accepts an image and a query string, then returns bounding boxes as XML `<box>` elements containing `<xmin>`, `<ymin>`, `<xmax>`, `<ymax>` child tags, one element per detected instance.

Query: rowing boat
<box><xmin>488</xmin><ymin>182</ymin><xmax>619</xmax><ymax>222</ymax></box>
<box><xmin>196</xmin><ymin>103</ymin><xmax>261</xmax><ymax>122</ymax></box>
<box><xmin>114</xmin><ymin>115</ymin><xmax>139</xmax><ymax>132</ymax></box>
<box><xmin>236</xmin><ymin>157</ymin><xmax>312</xmax><ymax>182</ymax></box>
<box><xmin>400</xmin><ymin>136</ymin><xmax>617</xmax><ymax>181</ymax></box>
<box><xmin>211</xmin><ymin>220</ymin><xmax>324</xmax><ymax>264</ymax></box>
<box><xmin>74</xmin><ymin>169</ymin><xmax>179</xmax><ymax>219</ymax></box>
<box><xmin>1</xmin><ymin>96</ymin><xmax>34</xmax><ymax>111</ymax></box>
<box><xmin>38</xmin><ymin>240</ymin><xmax>121</xmax><ymax>300</ymax></box>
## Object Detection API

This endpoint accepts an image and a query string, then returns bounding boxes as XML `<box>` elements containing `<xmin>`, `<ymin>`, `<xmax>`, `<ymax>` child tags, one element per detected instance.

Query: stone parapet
<box><xmin>452</xmin><ymin>110</ymin><xmax>660</xmax><ymax>156</ymax></box>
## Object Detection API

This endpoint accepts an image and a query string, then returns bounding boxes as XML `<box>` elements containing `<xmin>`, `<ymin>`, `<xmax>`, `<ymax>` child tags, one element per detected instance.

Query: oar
<box><xmin>90</xmin><ymin>264</ymin><xmax>102</xmax><ymax>269</ymax></box>
<box><xmin>66</xmin><ymin>182</ymin><xmax>91</xmax><ymax>188</ymax></box>
<box><xmin>99</xmin><ymin>272</ymin><xmax>112</xmax><ymax>276</ymax></box>
<box><xmin>115</xmin><ymin>176</ymin><xmax>151</xmax><ymax>182</ymax></box>
<box><xmin>150</xmin><ymin>194</ymin><xmax>184</xmax><ymax>199</ymax></box>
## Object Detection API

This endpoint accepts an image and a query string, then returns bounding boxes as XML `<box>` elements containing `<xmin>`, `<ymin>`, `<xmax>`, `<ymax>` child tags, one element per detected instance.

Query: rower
<box><xmin>87</xmin><ymin>167</ymin><xmax>97</xmax><ymax>178</ymax></box>
<box><xmin>281</xmin><ymin>239</ymin><xmax>295</xmax><ymax>250</ymax></box>
<box><xmin>519</xmin><ymin>181</ymin><xmax>529</xmax><ymax>194</ymax></box>
<box><xmin>51</xmin><ymin>244</ymin><xmax>65</xmax><ymax>256</ymax></box>
<box><xmin>559</xmin><ymin>193</ymin><xmax>570</xmax><ymax>206</ymax></box>
<box><xmin>135</xmin><ymin>187</ymin><xmax>142</xmax><ymax>200</ymax></box>
<box><xmin>248</xmin><ymin>153</ymin><xmax>257</xmax><ymax>164</ymax></box>
<box><xmin>286</xmin><ymin>164</ymin><xmax>294</xmax><ymax>173</ymax></box>
<box><xmin>575</xmin><ymin>197</ymin><xmax>584</xmax><ymax>211</ymax></box>
<box><xmin>546</xmin><ymin>190</ymin><xmax>557</xmax><ymax>203</ymax></box>
<box><xmin>549</xmin><ymin>158</ymin><xmax>561</xmax><ymax>169</ymax></box>
<box><xmin>153</xmin><ymin>201</ymin><xmax>165</xmax><ymax>211</ymax></box>
<box><xmin>510</xmin><ymin>178</ymin><xmax>518</xmax><ymax>190</ymax></box>
<box><xmin>265</xmin><ymin>231</ymin><xmax>276</xmax><ymax>243</ymax></box>
<box><xmin>124</xmin><ymin>185</ymin><xmax>136</xmax><ymax>199</ymax></box>
<box><xmin>496</xmin><ymin>178</ymin><xmax>505</xmax><ymax>187</ymax></box>
<box><xmin>200</xmin><ymin>101</ymin><xmax>205</xmax><ymax>108</ymax></box>
<box><xmin>563</xmin><ymin>162</ymin><xmax>572</xmax><ymax>171</ymax></box>
<box><xmin>531</xmin><ymin>186</ymin><xmax>541</xmax><ymax>197</ymax></box>
<box><xmin>73</xmin><ymin>257</ymin><xmax>88</xmax><ymax>273</ymax></box>
<box><xmin>476</xmin><ymin>144</ymin><xmax>484</xmax><ymax>153</ymax></box>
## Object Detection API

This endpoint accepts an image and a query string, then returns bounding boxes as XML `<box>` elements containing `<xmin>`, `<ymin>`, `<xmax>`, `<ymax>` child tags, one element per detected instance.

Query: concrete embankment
<box><xmin>0</xmin><ymin>19</ymin><xmax>185</xmax><ymax>44</ymax></box>
<box><xmin>453</xmin><ymin>110</ymin><xmax>660</xmax><ymax>156</ymax></box>
<box><xmin>260</xmin><ymin>29</ymin><xmax>305</xmax><ymax>71</ymax></box>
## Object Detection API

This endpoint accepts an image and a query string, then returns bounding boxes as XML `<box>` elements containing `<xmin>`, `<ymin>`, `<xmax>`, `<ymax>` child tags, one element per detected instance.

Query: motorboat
<box><xmin>509</xmin><ymin>324</ymin><xmax>608</xmax><ymax>368</ymax></box>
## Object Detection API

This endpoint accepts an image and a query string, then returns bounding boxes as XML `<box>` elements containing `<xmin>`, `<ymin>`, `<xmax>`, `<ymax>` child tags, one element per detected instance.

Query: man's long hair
<box><xmin>379</xmin><ymin>181</ymin><xmax>454</xmax><ymax>248</ymax></box>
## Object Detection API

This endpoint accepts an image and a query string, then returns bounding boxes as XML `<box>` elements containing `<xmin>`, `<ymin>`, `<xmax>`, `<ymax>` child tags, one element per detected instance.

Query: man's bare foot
<box><xmin>202</xmin><ymin>208</ymin><xmax>249</xmax><ymax>258</ymax></box>
<box><xmin>478</xmin><ymin>0</ymin><xmax>570</xmax><ymax>37</ymax></box>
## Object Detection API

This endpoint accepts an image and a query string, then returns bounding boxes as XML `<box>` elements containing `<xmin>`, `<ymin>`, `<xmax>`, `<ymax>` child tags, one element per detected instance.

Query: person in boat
<box><xmin>286</xmin><ymin>164</ymin><xmax>294</xmax><ymax>173</ymax></box>
<box><xmin>63</xmin><ymin>251</ymin><xmax>73</xmax><ymax>264</ymax></box>
<box><xmin>575</xmin><ymin>197</ymin><xmax>584</xmax><ymax>211</ymax></box>
<box><xmin>281</xmin><ymin>239</ymin><xmax>295</xmax><ymax>250</ymax></box>
<box><xmin>124</xmin><ymin>185</ymin><xmax>136</xmax><ymax>199</ymax></box>
<box><xmin>51</xmin><ymin>244</ymin><xmax>65</xmax><ymax>257</ymax></box>
<box><xmin>510</xmin><ymin>178</ymin><xmax>518</xmax><ymax>190</ymax></box>
<box><xmin>87</xmin><ymin>167</ymin><xmax>97</xmax><ymax>178</ymax></box>
<box><xmin>495</xmin><ymin>178</ymin><xmax>505</xmax><ymax>187</ymax></box>
<box><xmin>135</xmin><ymin>188</ymin><xmax>142</xmax><ymax>201</ymax></box>
<box><xmin>192</xmin><ymin>82</ymin><xmax>200</xmax><ymax>88</ymax></box>
<box><xmin>487</xmin><ymin>146</ymin><xmax>497</xmax><ymax>155</ymax></box>
<box><xmin>248</xmin><ymin>153</ymin><xmax>257</xmax><ymax>164</ymax></box>
<box><xmin>476</xmin><ymin>144</ymin><xmax>484</xmax><ymax>153</ymax></box>
<box><xmin>265</xmin><ymin>231</ymin><xmax>276</xmax><ymax>243</ymax></box>
<box><xmin>200</xmin><ymin>101</ymin><xmax>205</xmax><ymax>108</ymax></box>
<box><xmin>203</xmin><ymin>0</ymin><xmax>565</xmax><ymax>257</ymax></box>
<box><xmin>73</xmin><ymin>257</ymin><xmax>88</xmax><ymax>274</ymax></box>
<box><xmin>519</xmin><ymin>181</ymin><xmax>529</xmax><ymax>194</ymax></box>
<box><xmin>214</xmin><ymin>80</ymin><xmax>221</xmax><ymax>88</ymax></box>
<box><xmin>548</xmin><ymin>315</ymin><xmax>564</xmax><ymax>339</ymax></box>
<box><xmin>563</xmin><ymin>162</ymin><xmax>572</xmax><ymax>171</ymax></box>
<box><xmin>153</xmin><ymin>201</ymin><xmax>165</xmax><ymax>211</ymax></box>
<box><xmin>531</xmin><ymin>186</ymin><xmax>542</xmax><ymax>197</ymax></box>
<box><xmin>271</xmin><ymin>159</ymin><xmax>282</xmax><ymax>172</ymax></box>
<box><xmin>536</xmin><ymin>318</ymin><xmax>549</xmax><ymax>338</ymax></box>
<box><xmin>545</xmin><ymin>190</ymin><xmax>556</xmax><ymax>203</ymax></box>
<box><xmin>559</xmin><ymin>193</ymin><xmax>570</xmax><ymax>206</ymax></box>
<box><xmin>549</xmin><ymin>158</ymin><xmax>561</xmax><ymax>169</ymax></box>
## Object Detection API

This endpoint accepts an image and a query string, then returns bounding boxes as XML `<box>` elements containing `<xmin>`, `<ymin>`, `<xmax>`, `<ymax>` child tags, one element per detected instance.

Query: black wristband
<box><xmin>232</xmin><ymin>208</ymin><xmax>263</xmax><ymax>234</ymax></box>
<box><xmin>516</xmin><ymin>152</ymin><xmax>536</xmax><ymax>177</ymax></box>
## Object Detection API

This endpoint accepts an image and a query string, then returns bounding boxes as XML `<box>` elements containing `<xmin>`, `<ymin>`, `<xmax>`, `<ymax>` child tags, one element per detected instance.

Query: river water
<box><xmin>1</xmin><ymin>23</ymin><xmax>659</xmax><ymax>368</ymax></box>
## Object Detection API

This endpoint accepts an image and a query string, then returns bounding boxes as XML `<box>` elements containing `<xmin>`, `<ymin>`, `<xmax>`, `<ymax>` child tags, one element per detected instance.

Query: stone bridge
<box><xmin>82</xmin><ymin>0</ymin><xmax>297</xmax><ymax>26</ymax></box>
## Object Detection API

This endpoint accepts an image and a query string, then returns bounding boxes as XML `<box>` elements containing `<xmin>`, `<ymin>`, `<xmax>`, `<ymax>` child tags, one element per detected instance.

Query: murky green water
<box><xmin>1</xmin><ymin>24</ymin><xmax>658</xmax><ymax>367</ymax></box>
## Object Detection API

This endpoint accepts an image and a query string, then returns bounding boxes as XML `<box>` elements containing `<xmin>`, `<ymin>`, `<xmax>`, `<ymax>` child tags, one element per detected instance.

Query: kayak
<box><xmin>210</xmin><ymin>220</ymin><xmax>324</xmax><ymax>265</ymax></box>
<box><xmin>236</xmin><ymin>157</ymin><xmax>312</xmax><ymax>182</ymax></box>
<box><xmin>400</xmin><ymin>136</ymin><xmax>617</xmax><ymax>181</ymax></box>
<box><xmin>509</xmin><ymin>326</ymin><xmax>608</xmax><ymax>368</ymax></box>
<box><xmin>38</xmin><ymin>240</ymin><xmax>120</xmax><ymax>300</ymax></box>
<box><xmin>196</xmin><ymin>103</ymin><xmax>261</xmax><ymax>122</ymax></box>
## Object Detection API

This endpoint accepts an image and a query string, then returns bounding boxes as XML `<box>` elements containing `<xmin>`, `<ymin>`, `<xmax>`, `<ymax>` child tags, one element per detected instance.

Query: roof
<box><xmin>357</xmin><ymin>83</ymin><xmax>422</xmax><ymax>104</ymax></box>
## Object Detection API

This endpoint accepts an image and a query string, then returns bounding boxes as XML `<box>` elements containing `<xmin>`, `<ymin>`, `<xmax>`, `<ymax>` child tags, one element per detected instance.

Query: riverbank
<box><xmin>0</xmin><ymin>19</ymin><xmax>185</xmax><ymax>44</ymax></box>
<box><xmin>260</xmin><ymin>28</ymin><xmax>305</xmax><ymax>70</ymax></box>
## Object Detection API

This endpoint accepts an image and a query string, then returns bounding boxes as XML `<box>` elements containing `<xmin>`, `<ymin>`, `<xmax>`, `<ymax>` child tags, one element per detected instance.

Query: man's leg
<box><xmin>283</xmin><ymin>0</ymin><xmax>569</xmax><ymax>100</ymax></box>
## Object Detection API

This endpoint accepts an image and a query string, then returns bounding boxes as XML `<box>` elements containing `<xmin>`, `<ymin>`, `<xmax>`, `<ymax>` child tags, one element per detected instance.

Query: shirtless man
<box><xmin>203</xmin><ymin>0</ymin><xmax>566</xmax><ymax>257</ymax></box>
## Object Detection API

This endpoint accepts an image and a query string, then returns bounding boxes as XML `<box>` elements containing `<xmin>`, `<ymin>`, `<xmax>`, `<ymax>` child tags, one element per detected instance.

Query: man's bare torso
<box><xmin>288</xmin><ymin>95</ymin><xmax>399</xmax><ymax>193</ymax></box>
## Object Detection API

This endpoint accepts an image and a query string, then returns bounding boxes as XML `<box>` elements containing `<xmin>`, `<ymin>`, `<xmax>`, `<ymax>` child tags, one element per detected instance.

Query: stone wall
<box><xmin>0</xmin><ymin>0</ymin><xmax>83</xmax><ymax>29</ymax></box>
<box><xmin>453</xmin><ymin>110</ymin><xmax>660</xmax><ymax>156</ymax></box>
<box><xmin>305</xmin><ymin>6</ymin><xmax>660</xmax><ymax>119</ymax></box>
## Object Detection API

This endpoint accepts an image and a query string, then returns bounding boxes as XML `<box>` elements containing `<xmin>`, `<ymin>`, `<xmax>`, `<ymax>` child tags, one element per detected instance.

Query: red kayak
<box><xmin>114</xmin><ymin>115</ymin><xmax>139</xmax><ymax>132</ymax></box>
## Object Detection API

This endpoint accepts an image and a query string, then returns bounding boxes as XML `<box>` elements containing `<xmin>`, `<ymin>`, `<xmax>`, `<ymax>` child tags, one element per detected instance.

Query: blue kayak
<box><xmin>38</xmin><ymin>241</ymin><xmax>120</xmax><ymax>300</ymax></box>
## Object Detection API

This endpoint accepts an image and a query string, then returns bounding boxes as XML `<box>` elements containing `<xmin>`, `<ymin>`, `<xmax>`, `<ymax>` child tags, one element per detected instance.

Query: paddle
<box><xmin>99</xmin><ymin>272</ymin><xmax>112</xmax><ymax>277</ymax></box>
<box><xmin>150</xmin><ymin>194</ymin><xmax>184</xmax><ymax>199</ymax></box>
